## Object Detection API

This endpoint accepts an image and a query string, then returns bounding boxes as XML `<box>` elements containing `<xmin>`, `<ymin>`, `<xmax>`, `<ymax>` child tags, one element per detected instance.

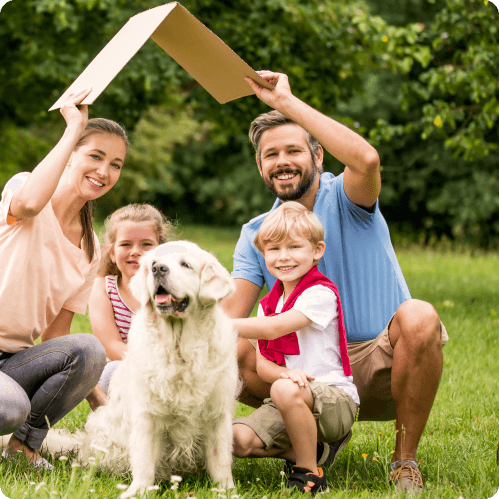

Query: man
<box><xmin>222</xmin><ymin>70</ymin><xmax>448</xmax><ymax>495</ymax></box>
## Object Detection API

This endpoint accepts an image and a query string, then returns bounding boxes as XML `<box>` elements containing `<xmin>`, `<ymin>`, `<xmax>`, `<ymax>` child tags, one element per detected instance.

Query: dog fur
<box><xmin>38</xmin><ymin>241</ymin><xmax>239</xmax><ymax>498</ymax></box>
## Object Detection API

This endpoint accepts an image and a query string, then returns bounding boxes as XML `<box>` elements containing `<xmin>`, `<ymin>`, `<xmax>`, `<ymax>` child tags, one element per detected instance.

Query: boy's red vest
<box><xmin>258</xmin><ymin>266</ymin><xmax>352</xmax><ymax>376</ymax></box>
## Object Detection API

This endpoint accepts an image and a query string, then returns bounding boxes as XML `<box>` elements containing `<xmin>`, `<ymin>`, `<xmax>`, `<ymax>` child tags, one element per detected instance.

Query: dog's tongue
<box><xmin>155</xmin><ymin>294</ymin><xmax>172</xmax><ymax>305</ymax></box>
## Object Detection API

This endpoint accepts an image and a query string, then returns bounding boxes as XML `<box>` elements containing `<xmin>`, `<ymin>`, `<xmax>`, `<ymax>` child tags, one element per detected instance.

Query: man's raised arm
<box><xmin>245</xmin><ymin>71</ymin><xmax>381</xmax><ymax>208</ymax></box>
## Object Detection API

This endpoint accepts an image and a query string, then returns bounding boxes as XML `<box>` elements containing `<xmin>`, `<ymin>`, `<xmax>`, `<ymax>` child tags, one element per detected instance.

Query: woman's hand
<box><xmin>59</xmin><ymin>87</ymin><xmax>92</xmax><ymax>132</ymax></box>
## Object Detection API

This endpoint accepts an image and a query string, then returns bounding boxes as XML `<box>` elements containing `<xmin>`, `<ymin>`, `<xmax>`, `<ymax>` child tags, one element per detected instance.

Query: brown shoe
<box><xmin>390</xmin><ymin>460</ymin><xmax>423</xmax><ymax>495</ymax></box>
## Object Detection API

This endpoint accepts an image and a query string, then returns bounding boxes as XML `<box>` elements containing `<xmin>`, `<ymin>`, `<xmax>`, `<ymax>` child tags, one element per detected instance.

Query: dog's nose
<box><xmin>152</xmin><ymin>261</ymin><xmax>169</xmax><ymax>275</ymax></box>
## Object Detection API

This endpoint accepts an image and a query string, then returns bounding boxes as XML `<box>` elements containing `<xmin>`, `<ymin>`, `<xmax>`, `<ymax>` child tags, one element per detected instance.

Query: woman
<box><xmin>0</xmin><ymin>88</ymin><xmax>129</xmax><ymax>469</ymax></box>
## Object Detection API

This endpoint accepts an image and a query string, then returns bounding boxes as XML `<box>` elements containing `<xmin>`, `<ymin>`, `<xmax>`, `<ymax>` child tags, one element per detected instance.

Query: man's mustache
<box><xmin>270</xmin><ymin>168</ymin><xmax>301</xmax><ymax>178</ymax></box>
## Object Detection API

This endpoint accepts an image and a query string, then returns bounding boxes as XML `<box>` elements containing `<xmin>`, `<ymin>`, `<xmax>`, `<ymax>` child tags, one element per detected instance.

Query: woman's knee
<box><xmin>0</xmin><ymin>374</ymin><xmax>30</xmax><ymax>434</ymax></box>
<box><xmin>63</xmin><ymin>334</ymin><xmax>107</xmax><ymax>385</ymax></box>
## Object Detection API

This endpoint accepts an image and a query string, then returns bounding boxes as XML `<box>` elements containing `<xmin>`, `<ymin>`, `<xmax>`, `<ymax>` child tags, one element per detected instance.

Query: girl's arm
<box><xmin>89</xmin><ymin>277</ymin><xmax>128</xmax><ymax>361</ymax></box>
<box><xmin>232</xmin><ymin>309</ymin><xmax>312</xmax><ymax>340</ymax></box>
<box><xmin>9</xmin><ymin>88</ymin><xmax>91</xmax><ymax>219</ymax></box>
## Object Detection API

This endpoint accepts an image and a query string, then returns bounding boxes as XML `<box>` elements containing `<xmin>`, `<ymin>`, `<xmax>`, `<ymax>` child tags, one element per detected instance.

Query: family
<box><xmin>0</xmin><ymin>71</ymin><xmax>447</xmax><ymax>495</ymax></box>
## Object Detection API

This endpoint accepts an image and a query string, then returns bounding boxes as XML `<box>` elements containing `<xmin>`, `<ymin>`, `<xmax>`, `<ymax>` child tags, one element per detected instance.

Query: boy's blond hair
<box><xmin>254</xmin><ymin>202</ymin><xmax>325</xmax><ymax>256</ymax></box>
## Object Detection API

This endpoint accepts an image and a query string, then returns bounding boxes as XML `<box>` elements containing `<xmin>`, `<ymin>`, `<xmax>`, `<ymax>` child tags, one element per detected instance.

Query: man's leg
<box><xmin>237</xmin><ymin>338</ymin><xmax>271</xmax><ymax>408</ymax></box>
<box><xmin>388</xmin><ymin>299</ymin><xmax>443</xmax><ymax>462</ymax></box>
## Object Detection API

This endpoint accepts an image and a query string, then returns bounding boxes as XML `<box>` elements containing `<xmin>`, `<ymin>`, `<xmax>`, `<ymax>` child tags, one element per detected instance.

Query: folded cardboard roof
<box><xmin>49</xmin><ymin>2</ymin><xmax>271</xmax><ymax>110</ymax></box>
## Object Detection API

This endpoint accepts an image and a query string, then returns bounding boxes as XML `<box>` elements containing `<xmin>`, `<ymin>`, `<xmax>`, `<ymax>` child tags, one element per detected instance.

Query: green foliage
<box><xmin>364</xmin><ymin>0</ymin><xmax>499</xmax><ymax>247</ymax></box>
<box><xmin>1</xmin><ymin>0</ymin><xmax>499</xmax><ymax>246</ymax></box>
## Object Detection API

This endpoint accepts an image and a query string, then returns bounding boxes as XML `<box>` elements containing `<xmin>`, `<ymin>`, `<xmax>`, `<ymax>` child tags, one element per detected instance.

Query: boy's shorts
<box><xmin>233</xmin><ymin>381</ymin><xmax>358</xmax><ymax>450</ymax></box>
<box><xmin>246</xmin><ymin>316</ymin><xmax>448</xmax><ymax>423</ymax></box>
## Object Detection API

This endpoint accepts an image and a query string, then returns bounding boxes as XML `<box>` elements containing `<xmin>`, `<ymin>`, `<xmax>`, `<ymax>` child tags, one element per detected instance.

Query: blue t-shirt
<box><xmin>232</xmin><ymin>172</ymin><xmax>411</xmax><ymax>343</ymax></box>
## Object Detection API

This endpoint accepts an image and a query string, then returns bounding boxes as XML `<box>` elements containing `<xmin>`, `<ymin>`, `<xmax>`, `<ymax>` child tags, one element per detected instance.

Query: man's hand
<box><xmin>280</xmin><ymin>369</ymin><xmax>315</xmax><ymax>388</ymax></box>
<box><xmin>245</xmin><ymin>71</ymin><xmax>293</xmax><ymax>110</ymax></box>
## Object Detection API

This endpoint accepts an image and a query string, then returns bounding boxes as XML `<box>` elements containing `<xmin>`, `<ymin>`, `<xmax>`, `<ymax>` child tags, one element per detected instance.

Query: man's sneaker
<box><xmin>317</xmin><ymin>429</ymin><xmax>352</xmax><ymax>468</ymax></box>
<box><xmin>390</xmin><ymin>460</ymin><xmax>423</xmax><ymax>495</ymax></box>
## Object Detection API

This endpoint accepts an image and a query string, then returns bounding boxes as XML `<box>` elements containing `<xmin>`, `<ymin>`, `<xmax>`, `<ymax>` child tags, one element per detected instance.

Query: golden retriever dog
<box><xmin>23</xmin><ymin>241</ymin><xmax>239</xmax><ymax>498</ymax></box>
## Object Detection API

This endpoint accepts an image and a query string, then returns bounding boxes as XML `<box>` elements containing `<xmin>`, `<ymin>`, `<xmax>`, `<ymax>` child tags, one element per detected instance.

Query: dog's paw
<box><xmin>119</xmin><ymin>483</ymin><xmax>148</xmax><ymax>499</ymax></box>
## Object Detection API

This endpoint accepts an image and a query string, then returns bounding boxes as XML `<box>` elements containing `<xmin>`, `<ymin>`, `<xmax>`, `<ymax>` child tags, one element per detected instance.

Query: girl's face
<box><xmin>69</xmin><ymin>133</ymin><xmax>126</xmax><ymax>200</ymax></box>
<box><xmin>111</xmin><ymin>221</ymin><xmax>159</xmax><ymax>282</ymax></box>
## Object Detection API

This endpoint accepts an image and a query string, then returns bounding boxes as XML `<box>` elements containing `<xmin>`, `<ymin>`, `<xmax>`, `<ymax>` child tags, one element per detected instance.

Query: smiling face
<box><xmin>68</xmin><ymin>133</ymin><xmax>126</xmax><ymax>201</ymax></box>
<box><xmin>257</xmin><ymin>124</ymin><xmax>322</xmax><ymax>203</ymax></box>
<box><xmin>263</xmin><ymin>235</ymin><xmax>325</xmax><ymax>296</ymax></box>
<box><xmin>110</xmin><ymin>221</ymin><xmax>159</xmax><ymax>284</ymax></box>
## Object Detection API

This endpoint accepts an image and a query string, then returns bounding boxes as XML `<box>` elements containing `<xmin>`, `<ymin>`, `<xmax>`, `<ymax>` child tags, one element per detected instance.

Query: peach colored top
<box><xmin>0</xmin><ymin>173</ymin><xmax>100</xmax><ymax>352</ymax></box>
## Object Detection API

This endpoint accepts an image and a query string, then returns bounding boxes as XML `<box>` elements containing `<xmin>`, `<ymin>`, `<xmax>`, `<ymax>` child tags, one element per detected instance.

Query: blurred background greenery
<box><xmin>1</xmin><ymin>0</ymin><xmax>498</xmax><ymax>248</ymax></box>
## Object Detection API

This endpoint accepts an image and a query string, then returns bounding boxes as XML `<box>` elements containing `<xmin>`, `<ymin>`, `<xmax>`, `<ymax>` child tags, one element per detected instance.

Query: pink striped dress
<box><xmin>105</xmin><ymin>275</ymin><xmax>134</xmax><ymax>342</ymax></box>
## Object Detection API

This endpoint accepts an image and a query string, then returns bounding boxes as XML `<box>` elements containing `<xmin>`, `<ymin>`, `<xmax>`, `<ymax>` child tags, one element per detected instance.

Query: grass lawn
<box><xmin>1</xmin><ymin>224</ymin><xmax>498</xmax><ymax>498</ymax></box>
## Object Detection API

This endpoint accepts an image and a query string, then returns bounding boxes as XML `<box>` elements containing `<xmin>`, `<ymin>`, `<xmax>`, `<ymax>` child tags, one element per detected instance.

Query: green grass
<box><xmin>1</xmin><ymin>225</ymin><xmax>498</xmax><ymax>498</ymax></box>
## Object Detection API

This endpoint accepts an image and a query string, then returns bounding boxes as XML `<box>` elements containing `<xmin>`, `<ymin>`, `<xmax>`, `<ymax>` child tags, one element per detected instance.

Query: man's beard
<box><xmin>263</xmin><ymin>157</ymin><xmax>318</xmax><ymax>202</ymax></box>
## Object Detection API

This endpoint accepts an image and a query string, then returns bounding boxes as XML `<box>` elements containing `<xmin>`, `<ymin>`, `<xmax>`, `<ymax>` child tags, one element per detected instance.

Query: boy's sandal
<box><xmin>287</xmin><ymin>466</ymin><xmax>326</xmax><ymax>495</ymax></box>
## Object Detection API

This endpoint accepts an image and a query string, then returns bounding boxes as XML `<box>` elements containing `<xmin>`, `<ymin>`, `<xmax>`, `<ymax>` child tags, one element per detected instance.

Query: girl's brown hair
<box><xmin>75</xmin><ymin>118</ymin><xmax>130</xmax><ymax>263</ymax></box>
<box><xmin>98</xmin><ymin>203</ymin><xmax>175</xmax><ymax>278</ymax></box>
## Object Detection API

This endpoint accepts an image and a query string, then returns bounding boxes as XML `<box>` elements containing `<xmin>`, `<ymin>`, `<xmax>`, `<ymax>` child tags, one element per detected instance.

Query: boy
<box><xmin>232</xmin><ymin>201</ymin><xmax>359</xmax><ymax>495</ymax></box>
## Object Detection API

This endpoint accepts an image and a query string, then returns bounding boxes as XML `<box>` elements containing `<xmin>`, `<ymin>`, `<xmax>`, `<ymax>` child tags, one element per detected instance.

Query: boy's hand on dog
<box><xmin>280</xmin><ymin>369</ymin><xmax>315</xmax><ymax>388</ymax></box>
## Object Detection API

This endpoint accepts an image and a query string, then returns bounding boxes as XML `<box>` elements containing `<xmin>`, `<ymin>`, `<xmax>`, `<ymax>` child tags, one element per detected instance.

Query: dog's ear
<box><xmin>199</xmin><ymin>259</ymin><xmax>235</xmax><ymax>306</ymax></box>
<box><xmin>129</xmin><ymin>256</ymin><xmax>151</xmax><ymax>306</ymax></box>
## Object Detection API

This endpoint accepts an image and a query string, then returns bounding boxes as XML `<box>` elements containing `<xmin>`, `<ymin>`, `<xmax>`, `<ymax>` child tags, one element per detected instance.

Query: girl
<box><xmin>89</xmin><ymin>204</ymin><xmax>175</xmax><ymax>394</ymax></box>
<box><xmin>0</xmin><ymin>88</ymin><xmax>129</xmax><ymax>469</ymax></box>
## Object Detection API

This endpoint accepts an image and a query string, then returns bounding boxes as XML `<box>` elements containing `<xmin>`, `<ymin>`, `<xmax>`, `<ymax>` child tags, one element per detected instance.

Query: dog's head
<box><xmin>129</xmin><ymin>241</ymin><xmax>235</xmax><ymax>318</ymax></box>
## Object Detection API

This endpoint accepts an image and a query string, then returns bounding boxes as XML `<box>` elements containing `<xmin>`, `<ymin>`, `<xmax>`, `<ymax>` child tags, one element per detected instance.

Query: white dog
<box><xmin>78</xmin><ymin>241</ymin><xmax>238</xmax><ymax>498</ymax></box>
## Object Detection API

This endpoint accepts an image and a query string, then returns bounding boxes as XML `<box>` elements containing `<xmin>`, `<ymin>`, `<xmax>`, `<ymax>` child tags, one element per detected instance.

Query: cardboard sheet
<box><xmin>49</xmin><ymin>2</ymin><xmax>271</xmax><ymax>110</ymax></box>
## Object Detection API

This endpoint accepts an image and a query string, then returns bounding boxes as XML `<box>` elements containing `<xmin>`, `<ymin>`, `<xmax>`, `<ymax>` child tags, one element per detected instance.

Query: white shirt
<box><xmin>258</xmin><ymin>284</ymin><xmax>359</xmax><ymax>404</ymax></box>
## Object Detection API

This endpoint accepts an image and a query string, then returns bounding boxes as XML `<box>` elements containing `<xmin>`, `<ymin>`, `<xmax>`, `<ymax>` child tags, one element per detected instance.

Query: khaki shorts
<box><xmin>348</xmin><ymin>316</ymin><xmax>448</xmax><ymax>421</ymax></box>
<box><xmin>233</xmin><ymin>381</ymin><xmax>358</xmax><ymax>450</ymax></box>
<box><xmin>246</xmin><ymin>317</ymin><xmax>448</xmax><ymax>422</ymax></box>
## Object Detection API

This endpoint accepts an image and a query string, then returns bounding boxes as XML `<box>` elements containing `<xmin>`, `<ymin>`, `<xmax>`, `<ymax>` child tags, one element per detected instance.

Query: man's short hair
<box><xmin>254</xmin><ymin>201</ymin><xmax>325</xmax><ymax>258</ymax></box>
<box><xmin>249</xmin><ymin>110</ymin><xmax>320</xmax><ymax>161</ymax></box>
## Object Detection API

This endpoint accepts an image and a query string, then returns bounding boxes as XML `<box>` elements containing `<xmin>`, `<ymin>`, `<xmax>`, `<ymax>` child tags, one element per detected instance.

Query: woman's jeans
<box><xmin>0</xmin><ymin>334</ymin><xmax>106</xmax><ymax>450</ymax></box>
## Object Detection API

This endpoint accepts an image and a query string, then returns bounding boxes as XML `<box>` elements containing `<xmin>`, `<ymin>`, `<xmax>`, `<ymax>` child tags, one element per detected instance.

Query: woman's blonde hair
<box><xmin>98</xmin><ymin>204</ymin><xmax>175</xmax><ymax>278</ymax></box>
<box><xmin>254</xmin><ymin>201</ymin><xmax>324</xmax><ymax>256</ymax></box>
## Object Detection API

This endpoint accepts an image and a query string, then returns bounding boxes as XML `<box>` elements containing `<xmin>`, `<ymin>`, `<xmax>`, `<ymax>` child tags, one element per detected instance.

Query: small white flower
<box><xmin>147</xmin><ymin>485</ymin><xmax>160</xmax><ymax>491</ymax></box>
<box><xmin>116</xmin><ymin>484</ymin><xmax>128</xmax><ymax>490</ymax></box>
<box><xmin>35</xmin><ymin>482</ymin><xmax>46</xmax><ymax>492</ymax></box>
<box><xmin>217</xmin><ymin>495</ymin><xmax>225</xmax><ymax>498</ymax></box>
<box><xmin>90</xmin><ymin>490</ymin><xmax>95</xmax><ymax>493</ymax></box>
<box><xmin>71</xmin><ymin>462</ymin><xmax>80</xmax><ymax>468</ymax></box>
<box><xmin>29</xmin><ymin>482</ymin><xmax>36</xmax><ymax>486</ymax></box>
<box><xmin>280</xmin><ymin>470</ymin><xmax>285</xmax><ymax>476</ymax></box>
<box><xmin>256</xmin><ymin>478</ymin><xmax>260</xmax><ymax>482</ymax></box>
<box><xmin>211</xmin><ymin>488</ymin><xmax>224</xmax><ymax>492</ymax></box>
<box><xmin>171</xmin><ymin>483</ymin><xmax>179</xmax><ymax>490</ymax></box>
<box><xmin>170</xmin><ymin>475</ymin><xmax>183</xmax><ymax>482</ymax></box>
<box><xmin>231</xmin><ymin>495</ymin><xmax>240</xmax><ymax>498</ymax></box>
<box><xmin>58</xmin><ymin>456</ymin><xmax>68</xmax><ymax>461</ymax></box>
<box><xmin>87</xmin><ymin>457</ymin><xmax>96</xmax><ymax>463</ymax></box>
<box><xmin>51</xmin><ymin>492</ymin><xmax>58</xmax><ymax>496</ymax></box>
<box><xmin>262</xmin><ymin>496</ymin><xmax>268</xmax><ymax>499</ymax></box>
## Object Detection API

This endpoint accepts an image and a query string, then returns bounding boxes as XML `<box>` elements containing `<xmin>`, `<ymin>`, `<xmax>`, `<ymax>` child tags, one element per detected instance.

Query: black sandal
<box><xmin>287</xmin><ymin>466</ymin><xmax>327</xmax><ymax>495</ymax></box>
